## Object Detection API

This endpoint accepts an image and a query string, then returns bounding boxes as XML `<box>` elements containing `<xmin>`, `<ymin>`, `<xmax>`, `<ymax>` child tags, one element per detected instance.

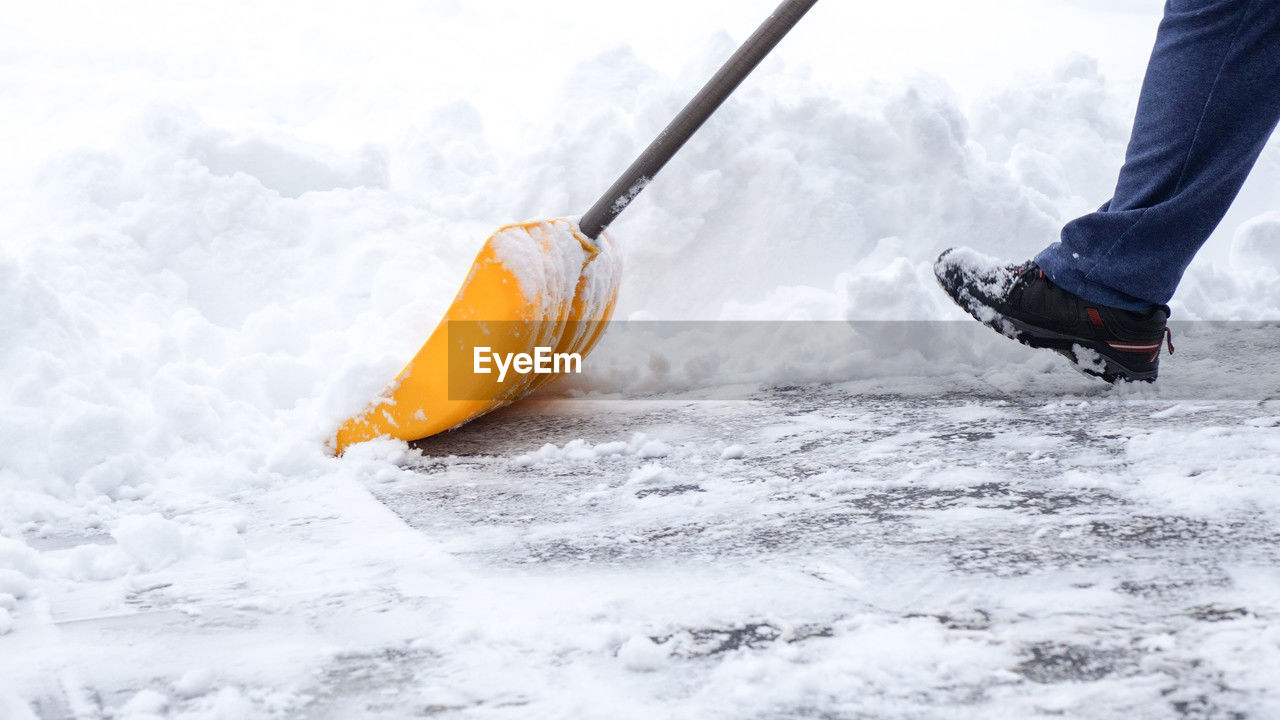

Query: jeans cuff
<box><xmin>1034</xmin><ymin>245</ymin><xmax>1159</xmax><ymax>312</ymax></box>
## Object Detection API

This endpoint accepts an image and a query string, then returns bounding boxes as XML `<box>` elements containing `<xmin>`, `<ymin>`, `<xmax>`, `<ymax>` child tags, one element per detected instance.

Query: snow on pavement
<box><xmin>3</xmin><ymin>0</ymin><xmax>1280</xmax><ymax>717</ymax></box>
<box><xmin>11</xmin><ymin>329</ymin><xmax>1280</xmax><ymax>718</ymax></box>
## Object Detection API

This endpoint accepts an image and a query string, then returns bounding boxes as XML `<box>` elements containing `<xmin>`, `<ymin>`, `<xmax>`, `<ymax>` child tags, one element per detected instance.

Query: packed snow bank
<box><xmin>500</xmin><ymin>45</ymin><xmax>1280</xmax><ymax>321</ymax></box>
<box><xmin>5</xmin><ymin>106</ymin><xmax>433</xmax><ymax>528</ymax></box>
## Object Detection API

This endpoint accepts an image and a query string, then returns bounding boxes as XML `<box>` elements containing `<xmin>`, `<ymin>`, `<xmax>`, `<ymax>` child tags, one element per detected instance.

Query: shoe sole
<box><xmin>1000</xmin><ymin>313</ymin><xmax>1158</xmax><ymax>383</ymax></box>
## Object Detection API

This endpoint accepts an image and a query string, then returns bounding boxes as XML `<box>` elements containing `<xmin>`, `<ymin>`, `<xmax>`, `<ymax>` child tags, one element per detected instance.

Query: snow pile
<box><xmin>2</xmin><ymin>0</ymin><xmax>1280</xmax><ymax>714</ymax></box>
<box><xmin>1177</xmin><ymin>212</ymin><xmax>1280</xmax><ymax>318</ymax></box>
<box><xmin>529</xmin><ymin>57</ymin><xmax>1066</xmax><ymax>320</ymax></box>
<box><xmin>3</xmin><ymin>106</ymin><xmax>430</xmax><ymax>531</ymax></box>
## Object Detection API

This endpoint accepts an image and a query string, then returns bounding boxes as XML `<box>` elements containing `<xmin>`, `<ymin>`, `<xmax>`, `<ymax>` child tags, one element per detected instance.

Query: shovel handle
<box><xmin>578</xmin><ymin>0</ymin><xmax>819</xmax><ymax>240</ymax></box>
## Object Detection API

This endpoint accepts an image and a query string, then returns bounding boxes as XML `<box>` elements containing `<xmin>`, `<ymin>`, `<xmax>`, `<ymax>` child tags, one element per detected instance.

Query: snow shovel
<box><xmin>333</xmin><ymin>0</ymin><xmax>819</xmax><ymax>454</ymax></box>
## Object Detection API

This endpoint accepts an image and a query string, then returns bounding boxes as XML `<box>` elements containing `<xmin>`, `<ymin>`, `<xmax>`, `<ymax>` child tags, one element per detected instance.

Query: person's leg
<box><xmin>1035</xmin><ymin>0</ymin><xmax>1280</xmax><ymax>311</ymax></box>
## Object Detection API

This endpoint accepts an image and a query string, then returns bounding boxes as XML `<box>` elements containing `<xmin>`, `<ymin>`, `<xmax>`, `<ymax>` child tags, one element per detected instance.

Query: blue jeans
<box><xmin>1035</xmin><ymin>0</ymin><xmax>1280</xmax><ymax>311</ymax></box>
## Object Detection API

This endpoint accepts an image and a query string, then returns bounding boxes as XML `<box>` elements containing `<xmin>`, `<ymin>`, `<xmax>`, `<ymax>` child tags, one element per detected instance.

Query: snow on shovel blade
<box><xmin>333</xmin><ymin>219</ymin><xmax>620</xmax><ymax>454</ymax></box>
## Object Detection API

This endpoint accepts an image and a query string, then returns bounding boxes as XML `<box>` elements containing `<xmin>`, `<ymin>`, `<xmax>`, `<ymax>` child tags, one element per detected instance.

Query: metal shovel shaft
<box><xmin>577</xmin><ymin>0</ymin><xmax>820</xmax><ymax>240</ymax></box>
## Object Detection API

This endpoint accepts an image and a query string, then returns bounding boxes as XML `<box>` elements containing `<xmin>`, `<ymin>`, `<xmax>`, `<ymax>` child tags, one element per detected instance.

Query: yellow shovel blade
<box><xmin>333</xmin><ymin>219</ymin><xmax>621</xmax><ymax>454</ymax></box>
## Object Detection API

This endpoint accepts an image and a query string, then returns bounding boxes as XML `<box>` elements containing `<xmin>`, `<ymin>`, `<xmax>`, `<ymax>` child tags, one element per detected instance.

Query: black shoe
<box><xmin>933</xmin><ymin>247</ymin><xmax>1173</xmax><ymax>383</ymax></box>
